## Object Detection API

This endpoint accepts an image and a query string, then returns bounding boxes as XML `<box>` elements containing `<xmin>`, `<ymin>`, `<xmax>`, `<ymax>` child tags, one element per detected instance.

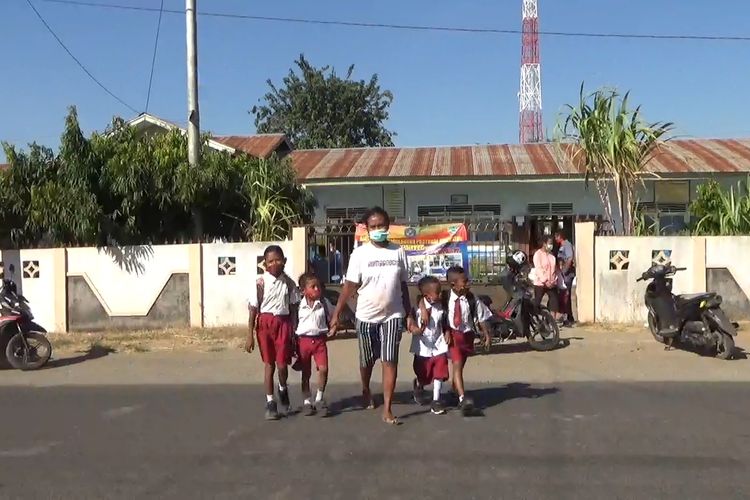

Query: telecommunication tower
<box><xmin>519</xmin><ymin>0</ymin><xmax>543</xmax><ymax>143</ymax></box>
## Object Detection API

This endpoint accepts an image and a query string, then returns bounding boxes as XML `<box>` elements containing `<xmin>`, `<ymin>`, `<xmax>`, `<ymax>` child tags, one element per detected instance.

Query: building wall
<box><xmin>309</xmin><ymin>175</ymin><xmax>748</xmax><ymax>226</ymax></box>
<box><xmin>309</xmin><ymin>180</ymin><xmax>603</xmax><ymax>222</ymax></box>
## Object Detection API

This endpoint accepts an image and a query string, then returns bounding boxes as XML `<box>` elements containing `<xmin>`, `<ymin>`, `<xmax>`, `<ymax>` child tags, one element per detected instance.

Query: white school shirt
<box><xmin>345</xmin><ymin>242</ymin><xmax>409</xmax><ymax>323</ymax></box>
<box><xmin>247</xmin><ymin>272</ymin><xmax>301</xmax><ymax>315</ymax></box>
<box><xmin>296</xmin><ymin>298</ymin><xmax>334</xmax><ymax>336</ymax></box>
<box><xmin>410</xmin><ymin>301</ymin><xmax>449</xmax><ymax>357</ymax></box>
<box><xmin>447</xmin><ymin>291</ymin><xmax>492</xmax><ymax>332</ymax></box>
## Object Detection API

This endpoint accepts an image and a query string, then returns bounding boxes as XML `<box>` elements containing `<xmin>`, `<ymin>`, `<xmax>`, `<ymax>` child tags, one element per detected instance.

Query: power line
<box><xmin>25</xmin><ymin>0</ymin><xmax>139</xmax><ymax>113</ymax></box>
<box><xmin>43</xmin><ymin>0</ymin><xmax>750</xmax><ymax>42</ymax></box>
<box><xmin>145</xmin><ymin>0</ymin><xmax>165</xmax><ymax>113</ymax></box>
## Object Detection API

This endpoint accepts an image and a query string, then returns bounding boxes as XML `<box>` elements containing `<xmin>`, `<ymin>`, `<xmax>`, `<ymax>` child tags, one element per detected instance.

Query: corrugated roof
<box><xmin>213</xmin><ymin>134</ymin><xmax>289</xmax><ymax>159</ymax></box>
<box><xmin>289</xmin><ymin>138</ymin><xmax>750</xmax><ymax>181</ymax></box>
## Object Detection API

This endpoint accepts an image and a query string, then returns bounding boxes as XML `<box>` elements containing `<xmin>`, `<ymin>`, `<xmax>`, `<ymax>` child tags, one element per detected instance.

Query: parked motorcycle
<box><xmin>0</xmin><ymin>264</ymin><xmax>52</xmax><ymax>370</ymax></box>
<box><xmin>480</xmin><ymin>251</ymin><xmax>560</xmax><ymax>352</ymax></box>
<box><xmin>638</xmin><ymin>264</ymin><xmax>738</xmax><ymax>360</ymax></box>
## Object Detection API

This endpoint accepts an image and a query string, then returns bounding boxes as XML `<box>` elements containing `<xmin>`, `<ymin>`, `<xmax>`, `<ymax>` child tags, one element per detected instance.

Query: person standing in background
<box><xmin>328</xmin><ymin>242</ymin><xmax>343</xmax><ymax>284</ymax></box>
<box><xmin>555</xmin><ymin>231</ymin><xmax>576</xmax><ymax>327</ymax></box>
<box><xmin>532</xmin><ymin>237</ymin><xmax>560</xmax><ymax>321</ymax></box>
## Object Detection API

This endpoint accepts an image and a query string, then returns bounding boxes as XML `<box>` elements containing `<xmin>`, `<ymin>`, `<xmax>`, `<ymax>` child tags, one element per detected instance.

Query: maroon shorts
<box><xmin>257</xmin><ymin>313</ymin><xmax>293</xmax><ymax>365</ymax></box>
<box><xmin>297</xmin><ymin>335</ymin><xmax>329</xmax><ymax>375</ymax></box>
<box><xmin>413</xmin><ymin>354</ymin><xmax>449</xmax><ymax>386</ymax></box>
<box><xmin>449</xmin><ymin>330</ymin><xmax>476</xmax><ymax>364</ymax></box>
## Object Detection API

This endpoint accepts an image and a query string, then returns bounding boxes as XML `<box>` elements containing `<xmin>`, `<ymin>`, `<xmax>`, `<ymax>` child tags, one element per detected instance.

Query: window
<box><xmin>417</xmin><ymin>204</ymin><xmax>502</xmax><ymax>222</ymax></box>
<box><xmin>325</xmin><ymin>207</ymin><xmax>368</xmax><ymax>223</ymax></box>
<box><xmin>655</xmin><ymin>181</ymin><xmax>690</xmax><ymax>204</ymax></box>
<box><xmin>450</xmin><ymin>194</ymin><xmax>469</xmax><ymax>205</ymax></box>
<box><xmin>527</xmin><ymin>203</ymin><xmax>574</xmax><ymax>216</ymax></box>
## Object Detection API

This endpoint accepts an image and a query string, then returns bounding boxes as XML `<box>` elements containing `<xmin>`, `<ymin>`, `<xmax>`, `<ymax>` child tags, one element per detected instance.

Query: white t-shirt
<box><xmin>447</xmin><ymin>291</ymin><xmax>493</xmax><ymax>333</ymax></box>
<box><xmin>296</xmin><ymin>298</ymin><xmax>334</xmax><ymax>336</ymax></box>
<box><xmin>345</xmin><ymin>242</ymin><xmax>409</xmax><ymax>323</ymax></box>
<box><xmin>247</xmin><ymin>272</ymin><xmax>301</xmax><ymax>315</ymax></box>
<box><xmin>410</xmin><ymin>301</ymin><xmax>449</xmax><ymax>357</ymax></box>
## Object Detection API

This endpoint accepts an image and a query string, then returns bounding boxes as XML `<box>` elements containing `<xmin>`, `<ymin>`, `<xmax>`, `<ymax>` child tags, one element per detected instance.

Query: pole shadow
<box><xmin>43</xmin><ymin>344</ymin><xmax>115</xmax><ymax>369</ymax></box>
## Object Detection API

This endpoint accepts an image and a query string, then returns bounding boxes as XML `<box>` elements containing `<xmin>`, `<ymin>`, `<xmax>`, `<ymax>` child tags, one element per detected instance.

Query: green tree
<box><xmin>0</xmin><ymin>107</ymin><xmax>314</xmax><ymax>248</ymax></box>
<box><xmin>556</xmin><ymin>85</ymin><xmax>673</xmax><ymax>235</ymax></box>
<box><xmin>251</xmin><ymin>54</ymin><xmax>395</xmax><ymax>149</ymax></box>
<box><xmin>690</xmin><ymin>180</ymin><xmax>750</xmax><ymax>235</ymax></box>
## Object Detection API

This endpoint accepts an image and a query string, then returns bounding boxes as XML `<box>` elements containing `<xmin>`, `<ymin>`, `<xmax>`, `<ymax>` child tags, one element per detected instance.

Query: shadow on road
<box><xmin>482</xmin><ymin>336</ymin><xmax>582</xmax><ymax>355</ymax></box>
<box><xmin>44</xmin><ymin>344</ymin><xmax>115</xmax><ymax>369</ymax></box>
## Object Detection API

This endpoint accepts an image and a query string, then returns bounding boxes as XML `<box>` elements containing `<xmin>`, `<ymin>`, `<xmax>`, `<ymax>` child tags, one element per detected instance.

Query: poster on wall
<box><xmin>355</xmin><ymin>223</ymin><xmax>469</xmax><ymax>282</ymax></box>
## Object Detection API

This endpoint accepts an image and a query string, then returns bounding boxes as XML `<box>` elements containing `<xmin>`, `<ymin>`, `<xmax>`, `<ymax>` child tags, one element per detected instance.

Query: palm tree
<box><xmin>556</xmin><ymin>85</ymin><xmax>673</xmax><ymax>235</ymax></box>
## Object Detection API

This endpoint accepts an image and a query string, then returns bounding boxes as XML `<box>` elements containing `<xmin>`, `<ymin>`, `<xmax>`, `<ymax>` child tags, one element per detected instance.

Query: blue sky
<box><xmin>2</xmin><ymin>0</ymin><xmax>750</xmax><ymax>160</ymax></box>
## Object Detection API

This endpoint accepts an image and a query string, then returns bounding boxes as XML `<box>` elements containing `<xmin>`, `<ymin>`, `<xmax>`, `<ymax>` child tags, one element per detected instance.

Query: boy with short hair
<box><xmin>443</xmin><ymin>266</ymin><xmax>492</xmax><ymax>415</ymax></box>
<box><xmin>295</xmin><ymin>272</ymin><xmax>334</xmax><ymax>417</ymax></box>
<box><xmin>246</xmin><ymin>245</ymin><xmax>301</xmax><ymax>421</ymax></box>
<box><xmin>409</xmin><ymin>276</ymin><xmax>450</xmax><ymax>415</ymax></box>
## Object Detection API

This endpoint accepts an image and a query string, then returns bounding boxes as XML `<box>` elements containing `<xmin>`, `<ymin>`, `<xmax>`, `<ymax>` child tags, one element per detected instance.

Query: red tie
<box><xmin>453</xmin><ymin>298</ymin><xmax>462</xmax><ymax>331</ymax></box>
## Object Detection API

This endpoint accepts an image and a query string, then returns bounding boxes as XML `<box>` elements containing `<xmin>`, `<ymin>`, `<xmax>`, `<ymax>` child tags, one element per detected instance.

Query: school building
<box><xmin>127</xmin><ymin>113</ymin><xmax>750</xmax><ymax>256</ymax></box>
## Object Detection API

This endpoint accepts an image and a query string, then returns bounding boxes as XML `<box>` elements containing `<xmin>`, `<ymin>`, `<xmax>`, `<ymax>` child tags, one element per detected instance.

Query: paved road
<box><xmin>1</xmin><ymin>382</ymin><xmax>749</xmax><ymax>499</ymax></box>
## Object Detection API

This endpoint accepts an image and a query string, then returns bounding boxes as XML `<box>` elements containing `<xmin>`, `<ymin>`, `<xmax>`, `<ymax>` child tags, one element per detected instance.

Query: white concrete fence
<box><xmin>0</xmin><ymin>228</ymin><xmax>306</xmax><ymax>332</ymax></box>
<box><xmin>575</xmin><ymin>223</ymin><xmax>750</xmax><ymax>324</ymax></box>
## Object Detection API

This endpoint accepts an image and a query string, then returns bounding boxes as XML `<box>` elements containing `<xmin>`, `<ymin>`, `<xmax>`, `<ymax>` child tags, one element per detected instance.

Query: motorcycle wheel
<box><xmin>647</xmin><ymin>311</ymin><xmax>666</xmax><ymax>344</ymax></box>
<box><xmin>527</xmin><ymin>310</ymin><xmax>560</xmax><ymax>351</ymax></box>
<box><xmin>715</xmin><ymin>333</ymin><xmax>735</xmax><ymax>360</ymax></box>
<box><xmin>5</xmin><ymin>332</ymin><xmax>52</xmax><ymax>370</ymax></box>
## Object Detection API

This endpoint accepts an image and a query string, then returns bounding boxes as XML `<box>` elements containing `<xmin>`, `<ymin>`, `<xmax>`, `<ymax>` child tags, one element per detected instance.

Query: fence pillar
<box><xmin>574</xmin><ymin>222</ymin><xmax>596</xmax><ymax>324</ymax></box>
<box><xmin>53</xmin><ymin>248</ymin><xmax>67</xmax><ymax>332</ymax></box>
<box><xmin>188</xmin><ymin>244</ymin><xmax>203</xmax><ymax>328</ymax></box>
<box><xmin>290</xmin><ymin>226</ymin><xmax>308</xmax><ymax>282</ymax></box>
<box><xmin>692</xmin><ymin>237</ymin><xmax>707</xmax><ymax>293</ymax></box>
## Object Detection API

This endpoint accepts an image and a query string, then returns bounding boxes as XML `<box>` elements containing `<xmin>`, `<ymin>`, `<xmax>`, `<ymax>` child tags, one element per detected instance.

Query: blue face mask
<box><xmin>369</xmin><ymin>229</ymin><xmax>389</xmax><ymax>243</ymax></box>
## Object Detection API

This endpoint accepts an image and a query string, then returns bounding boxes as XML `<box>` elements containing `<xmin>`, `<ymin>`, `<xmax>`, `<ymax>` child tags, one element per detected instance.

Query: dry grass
<box><xmin>48</xmin><ymin>327</ymin><xmax>247</xmax><ymax>354</ymax></box>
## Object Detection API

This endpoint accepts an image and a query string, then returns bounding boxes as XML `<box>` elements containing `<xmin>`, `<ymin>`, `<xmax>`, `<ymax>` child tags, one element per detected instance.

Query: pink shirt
<box><xmin>533</xmin><ymin>249</ymin><xmax>557</xmax><ymax>288</ymax></box>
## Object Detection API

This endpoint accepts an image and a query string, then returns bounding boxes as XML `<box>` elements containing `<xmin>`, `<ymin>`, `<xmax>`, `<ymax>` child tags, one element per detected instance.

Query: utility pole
<box><xmin>186</xmin><ymin>0</ymin><xmax>200</xmax><ymax>167</ymax></box>
<box><xmin>186</xmin><ymin>0</ymin><xmax>203</xmax><ymax>240</ymax></box>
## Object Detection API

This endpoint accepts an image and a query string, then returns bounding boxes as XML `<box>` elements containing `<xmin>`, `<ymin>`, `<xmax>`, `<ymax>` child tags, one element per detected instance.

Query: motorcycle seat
<box><xmin>676</xmin><ymin>292</ymin><xmax>716</xmax><ymax>307</ymax></box>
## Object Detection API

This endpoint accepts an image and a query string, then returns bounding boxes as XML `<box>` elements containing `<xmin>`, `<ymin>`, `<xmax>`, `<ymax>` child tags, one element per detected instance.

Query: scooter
<box><xmin>480</xmin><ymin>252</ymin><xmax>560</xmax><ymax>352</ymax></box>
<box><xmin>0</xmin><ymin>264</ymin><xmax>52</xmax><ymax>370</ymax></box>
<box><xmin>638</xmin><ymin>264</ymin><xmax>738</xmax><ymax>360</ymax></box>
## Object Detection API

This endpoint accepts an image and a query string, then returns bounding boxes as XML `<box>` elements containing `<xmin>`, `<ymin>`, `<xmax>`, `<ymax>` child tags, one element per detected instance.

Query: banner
<box><xmin>355</xmin><ymin>223</ymin><xmax>469</xmax><ymax>282</ymax></box>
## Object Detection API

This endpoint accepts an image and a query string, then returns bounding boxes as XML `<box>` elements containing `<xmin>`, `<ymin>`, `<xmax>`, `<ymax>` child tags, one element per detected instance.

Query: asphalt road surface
<box><xmin>1</xmin><ymin>382</ymin><xmax>750</xmax><ymax>499</ymax></box>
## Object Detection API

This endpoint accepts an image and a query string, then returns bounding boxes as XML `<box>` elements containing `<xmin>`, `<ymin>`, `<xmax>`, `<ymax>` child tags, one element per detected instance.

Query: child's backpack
<box><xmin>439</xmin><ymin>289</ymin><xmax>478</xmax><ymax>331</ymax></box>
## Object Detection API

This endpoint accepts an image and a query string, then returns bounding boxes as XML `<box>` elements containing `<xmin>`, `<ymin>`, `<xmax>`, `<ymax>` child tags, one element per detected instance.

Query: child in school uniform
<box><xmin>295</xmin><ymin>273</ymin><xmax>334</xmax><ymax>417</ymax></box>
<box><xmin>409</xmin><ymin>276</ymin><xmax>450</xmax><ymax>415</ymax></box>
<box><xmin>246</xmin><ymin>245</ymin><xmax>301</xmax><ymax>421</ymax></box>
<box><xmin>443</xmin><ymin>265</ymin><xmax>492</xmax><ymax>415</ymax></box>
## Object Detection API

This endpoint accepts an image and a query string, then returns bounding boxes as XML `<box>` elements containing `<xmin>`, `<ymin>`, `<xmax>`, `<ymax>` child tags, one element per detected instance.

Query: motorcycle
<box><xmin>0</xmin><ymin>264</ymin><xmax>52</xmax><ymax>370</ymax></box>
<box><xmin>480</xmin><ymin>252</ymin><xmax>560</xmax><ymax>352</ymax></box>
<box><xmin>638</xmin><ymin>264</ymin><xmax>738</xmax><ymax>360</ymax></box>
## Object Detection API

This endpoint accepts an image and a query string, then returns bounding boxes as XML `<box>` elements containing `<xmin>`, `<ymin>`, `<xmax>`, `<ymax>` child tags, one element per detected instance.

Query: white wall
<box><xmin>15</xmin><ymin>249</ymin><xmax>63</xmax><ymax>332</ymax></box>
<box><xmin>67</xmin><ymin>245</ymin><xmax>191</xmax><ymax>316</ymax></box>
<box><xmin>308</xmin><ymin>175</ymin><xmax>749</xmax><ymax>226</ymax></box>
<box><xmin>595</xmin><ymin>236</ymin><xmax>701</xmax><ymax>323</ymax></box>
<box><xmin>201</xmin><ymin>241</ymin><xmax>298</xmax><ymax>327</ymax></box>
<box><xmin>309</xmin><ymin>180</ymin><xmax>604</xmax><ymax>222</ymax></box>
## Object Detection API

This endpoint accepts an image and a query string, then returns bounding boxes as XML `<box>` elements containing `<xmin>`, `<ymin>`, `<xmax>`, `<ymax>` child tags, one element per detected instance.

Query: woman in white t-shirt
<box><xmin>329</xmin><ymin>207</ymin><xmax>413</xmax><ymax>425</ymax></box>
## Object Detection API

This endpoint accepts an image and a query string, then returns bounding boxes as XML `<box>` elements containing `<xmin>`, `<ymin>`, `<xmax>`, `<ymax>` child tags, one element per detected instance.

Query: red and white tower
<box><xmin>519</xmin><ymin>0</ymin><xmax>543</xmax><ymax>143</ymax></box>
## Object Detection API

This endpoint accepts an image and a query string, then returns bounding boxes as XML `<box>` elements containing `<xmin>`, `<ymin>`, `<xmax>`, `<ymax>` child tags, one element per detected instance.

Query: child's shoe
<box><xmin>265</xmin><ymin>400</ymin><xmax>279</xmax><ymax>421</ymax></box>
<box><xmin>279</xmin><ymin>388</ymin><xmax>291</xmax><ymax>415</ymax></box>
<box><xmin>303</xmin><ymin>400</ymin><xmax>316</xmax><ymax>416</ymax></box>
<box><xmin>430</xmin><ymin>400</ymin><xmax>446</xmax><ymax>415</ymax></box>
<box><xmin>316</xmin><ymin>398</ymin><xmax>329</xmax><ymax>418</ymax></box>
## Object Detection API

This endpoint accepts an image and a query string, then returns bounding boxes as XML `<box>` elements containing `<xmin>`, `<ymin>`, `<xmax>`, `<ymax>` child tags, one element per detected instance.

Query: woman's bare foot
<box><xmin>362</xmin><ymin>389</ymin><xmax>375</xmax><ymax>410</ymax></box>
<box><xmin>382</xmin><ymin>411</ymin><xmax>400</xmax><ymax>425</ymax></box>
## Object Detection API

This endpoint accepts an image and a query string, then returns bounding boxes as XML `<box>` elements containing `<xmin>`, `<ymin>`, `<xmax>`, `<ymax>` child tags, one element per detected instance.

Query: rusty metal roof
<box><xmin>213</xmin><ymin>134</ymin><xmax>290</xmax><ymax>159</ymax></box>
<box><xmin>289</xmin><ymin>138</ymin><xmax>750</xmax><ymax>182</ymax></box>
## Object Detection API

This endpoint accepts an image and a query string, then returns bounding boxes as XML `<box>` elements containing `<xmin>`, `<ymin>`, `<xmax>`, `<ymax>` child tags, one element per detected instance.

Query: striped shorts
<box><xmin>356</xmin><ymin>318</ymin><xmax>404</xmax><ymax>367</ymax></box>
